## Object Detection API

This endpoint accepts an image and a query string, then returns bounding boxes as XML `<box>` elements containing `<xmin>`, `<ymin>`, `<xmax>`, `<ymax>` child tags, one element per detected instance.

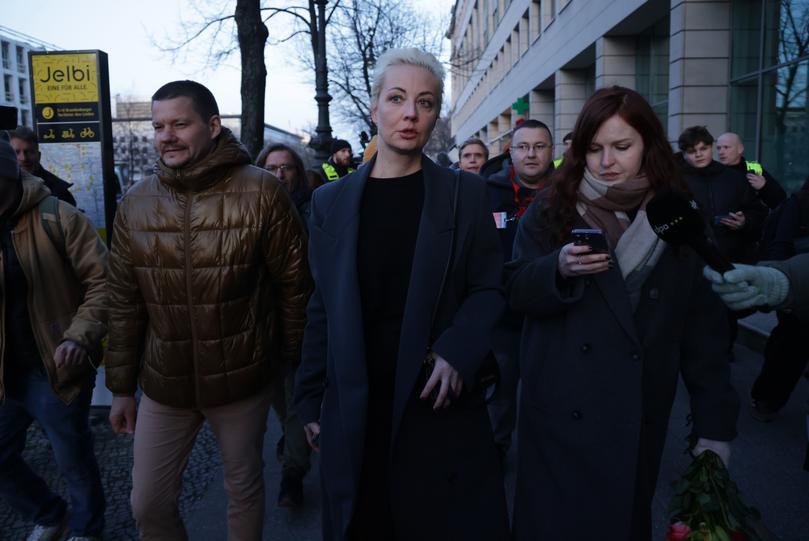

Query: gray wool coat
<box><xmin>505</xmin><ymin>200</ymin><xmax>740</xmax><ymax>541</ymax></box>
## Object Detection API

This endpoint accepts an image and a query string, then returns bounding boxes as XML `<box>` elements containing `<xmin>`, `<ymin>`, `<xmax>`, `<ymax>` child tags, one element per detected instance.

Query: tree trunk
<box><xmin>235</xmin><ymin>0</ymin><xmax>269</xmax><ymax>158</ymax></box>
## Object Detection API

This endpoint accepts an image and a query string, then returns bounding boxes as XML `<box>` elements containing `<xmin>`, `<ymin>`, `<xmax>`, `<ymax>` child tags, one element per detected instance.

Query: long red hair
<box><xmin>541</xmin><ymin>86</ymin><xmax>686</xmax><ymax>242</ymax></box>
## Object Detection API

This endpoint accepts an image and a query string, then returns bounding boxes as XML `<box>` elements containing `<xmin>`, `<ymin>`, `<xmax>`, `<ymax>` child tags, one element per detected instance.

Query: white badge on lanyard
<box><xmin>492</xmin><ymin>212</ymin><xmax>508</xmax><ymax>229</ymax></box>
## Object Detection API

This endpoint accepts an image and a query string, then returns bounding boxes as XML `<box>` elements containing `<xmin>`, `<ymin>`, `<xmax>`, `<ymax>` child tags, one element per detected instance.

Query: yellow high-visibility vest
<box><xmin>321</xmin><ymin>162</ymin><xmax>355</xmax><ymax>182</ymax></box>
<box><xmin>553</xmin><ymin>157</ymin><xmax>563</xmax><ymax>168</ymax></box>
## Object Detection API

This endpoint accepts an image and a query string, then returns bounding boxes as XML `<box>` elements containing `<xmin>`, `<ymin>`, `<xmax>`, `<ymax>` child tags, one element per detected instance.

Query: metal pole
<box><xmin>312</xmin><ymin>0</ymin><xmax>333</xmax><ymax>163</ymax></box>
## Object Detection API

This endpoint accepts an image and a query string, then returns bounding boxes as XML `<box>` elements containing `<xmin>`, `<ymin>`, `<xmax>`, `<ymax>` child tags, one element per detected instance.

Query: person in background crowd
<box><xmin>478</xmin><ymin>139</ymin><xmax>512</xmax><ymax>180</ymax></box>
<box><xmin>704</xmin><ymin>249</ymin><xmax>809</xmax><ymax>472</ymax></box>
<box><xmin>554</xmin><ymin>130</ymin><xmax>573</xmax><ymax>168</ymax></box>
<box><xmin>9</xmin><ymin>127</ymin><xmax>77</xmax><ymax>206</ymax></box>
<box><xmin>255</xmin><ymin>142</ymin><xmax>312</xmax><ymax>507</ymax></box>
<box><xmin>716</xmin><ymin>132</ymin><xmax>786</xmax><ymax>210</ymax></box>
<box><xmin>295</xmin><ymin>47</ymin><xmax>509</xmax><ymax>541</ymax></box>
<box><xmin>316</xmin><ymin>138</ymin><xmax>355</xmax><ymax>185</ymax></box>
<box><xmin>105</xmin><ymin>80</ymin><xmax>312</xmax><ymax>540</ymax></box>
<box><xmin>485</xmin><ymin>119</ymin><xmax>554</xmax><ymax>459</ymax></box>
<box><xmin>0</xmin><ymin>132</ymin><xmax>107</xmax><ymax>541</ymax></box>
<box><xmin>506</xmin><ymin>87</ymin><xmax>739</xmax><ymax>541</ymax></box>
<box><xmin>458</xmin><ymin>137</ymin><xmax>489</xmax><ymax>175</ymax></box>
<box><xmin>677</xmin><ymin>126</ymin><xmax>768</xmax><ymax>361</ymax></box>
<box><xmin>742</xmin><ymin>178</ymin><xmax>809</xmax><ymax>421</ymax></box>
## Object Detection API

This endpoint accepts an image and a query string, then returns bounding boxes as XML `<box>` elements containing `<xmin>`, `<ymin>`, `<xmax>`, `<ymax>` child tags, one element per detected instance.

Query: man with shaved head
<box><xmin>716</xmin><ymin>132</ymin><xmax>786</xmax><ymax>209</ymax></box>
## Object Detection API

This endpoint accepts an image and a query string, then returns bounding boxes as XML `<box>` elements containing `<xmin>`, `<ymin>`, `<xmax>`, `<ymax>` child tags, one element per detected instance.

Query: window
<box><xmin>636</xmin><ymin>17</ymin><xmax>670</xmax><ymax>125</ymax></box>
<box><xmin>729</xmin><ymin>0</ymin><xmax>809</xmax><ymax>191</ymax></box>
<box><xmin>18</xmin><ymin>78</ymin><xmax>27</xmax><ymax>104</ymax></box>
<box><xmin>531</xmin><ymin>0</ymin><xmax>542</xmax><ymax>41</ymax></box>
<box><xmin>3</xmin><ymin>74</ymin><xmax>13</xmax><ymax>102</ymax></box>
<box><xmin>16</xmin><ymin>46</ymin><xmax>25</xmax><ymax>73</ymax></box>
<box><xmin>1</xmin><ymin>42</ymin><xmax>9</xmax><ymax>70</ymax></box>
<box><xmin>543</xmin><ymin>0</ymin><xmax>556</xmax><ymax>28</ymax></box>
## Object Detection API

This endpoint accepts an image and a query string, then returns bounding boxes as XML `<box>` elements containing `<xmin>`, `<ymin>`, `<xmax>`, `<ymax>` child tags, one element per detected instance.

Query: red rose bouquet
<box><xmin>666</xmin><ymin>450</ymin><xmax>768</xmax><ymax>541</ymax></box>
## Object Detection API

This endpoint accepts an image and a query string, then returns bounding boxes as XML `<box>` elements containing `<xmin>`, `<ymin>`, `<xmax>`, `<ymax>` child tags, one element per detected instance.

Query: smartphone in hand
<box><xmin>571</xmin><ymin>228</ymin><xmax>609</xmax><ymax>254</ymax></box>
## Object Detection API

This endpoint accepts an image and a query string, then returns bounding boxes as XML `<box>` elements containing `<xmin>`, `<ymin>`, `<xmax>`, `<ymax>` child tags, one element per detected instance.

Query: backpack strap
<box><xmin>38</xmin><ymin>196</ymin><xmax>67</xmax><ymax>261</ymax></box>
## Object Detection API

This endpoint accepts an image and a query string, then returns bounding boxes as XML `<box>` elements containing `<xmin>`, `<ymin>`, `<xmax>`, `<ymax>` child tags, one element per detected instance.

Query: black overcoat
<box><xmin>505</xmin><ymin>201</ymin><xmax>739</xmax><ymax>541</ymax></box>
<box><xmin>295</xmin><ymin>155</ymin><xmax>509</xmax><ymax>541</ymax></box>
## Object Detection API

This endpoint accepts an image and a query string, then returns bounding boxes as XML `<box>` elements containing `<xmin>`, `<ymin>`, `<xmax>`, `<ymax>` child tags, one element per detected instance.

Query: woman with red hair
<box><xmin>506</xmin><ymin>86</ymin><xmax>739</xmax><ymax>540</ymax></box>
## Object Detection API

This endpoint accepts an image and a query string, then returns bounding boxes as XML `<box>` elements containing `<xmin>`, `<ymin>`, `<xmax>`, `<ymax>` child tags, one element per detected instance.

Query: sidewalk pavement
<box><xmin>2</xmin><ymin>311</ymin><xmax>807</xmax><ymax>540</ymax></box>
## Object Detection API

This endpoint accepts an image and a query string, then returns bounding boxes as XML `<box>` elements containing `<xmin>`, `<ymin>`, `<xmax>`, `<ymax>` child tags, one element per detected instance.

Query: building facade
<box><xmin>447</xmin><ymin>0</ymin><xmax>809</xmax><ymax>192</ymax></box>
<box><xmin>0</xmin><ymin>26</ymin><xmax>56</xmax><ymax>127</ymax></box>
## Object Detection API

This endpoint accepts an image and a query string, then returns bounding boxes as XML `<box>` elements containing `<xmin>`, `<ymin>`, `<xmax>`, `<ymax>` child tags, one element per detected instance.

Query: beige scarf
<box><xmin>576</xmin><ymin>169</ymin><xmax>666</xmax><ymax>308</ymax></box>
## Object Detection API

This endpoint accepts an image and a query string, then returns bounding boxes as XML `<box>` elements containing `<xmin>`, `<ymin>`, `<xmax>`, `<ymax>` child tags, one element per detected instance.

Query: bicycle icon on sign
<box><xmin>80</xmin><ymin>126</ymin><xmax>96</xmax><ymax>139</ymax></box>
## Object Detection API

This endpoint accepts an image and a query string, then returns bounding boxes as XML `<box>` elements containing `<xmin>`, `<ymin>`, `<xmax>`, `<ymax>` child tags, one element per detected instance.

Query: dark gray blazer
<box><xmin>295</xmin><ymin>155</ymin><xmax>509</xmax><ymax>541</ymax></box>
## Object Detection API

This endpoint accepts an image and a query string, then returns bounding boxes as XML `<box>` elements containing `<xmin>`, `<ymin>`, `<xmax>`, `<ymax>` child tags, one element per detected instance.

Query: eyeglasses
<box><xmin>512</xmin><ymin>143</ymin><xmax>550</xmax><ymax>154</ymax></box>
<box><xmin>265</xmin><ymin>164</ymin><xmax>293</xmax><ymax>173</ymax></box>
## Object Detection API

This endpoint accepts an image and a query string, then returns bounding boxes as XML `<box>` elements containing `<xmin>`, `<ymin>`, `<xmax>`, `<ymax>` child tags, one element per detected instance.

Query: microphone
<box><xmin>646</xmin><ymin>188</ymin><xmax>734</xmax><ymax>273</ymax></box>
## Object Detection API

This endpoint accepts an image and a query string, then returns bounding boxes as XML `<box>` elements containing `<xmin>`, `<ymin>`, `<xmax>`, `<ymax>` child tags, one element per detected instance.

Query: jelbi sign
<box><xmin>29</xmin><ymin>50</ymin><xmax>116</xmax><ymax>237</ymax></box>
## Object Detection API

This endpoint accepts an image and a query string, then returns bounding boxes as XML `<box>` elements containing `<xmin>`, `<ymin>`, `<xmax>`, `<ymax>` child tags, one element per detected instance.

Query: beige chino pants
<box><xmin>130</xmin><ymin>388</ymin><xmax>273</xmax><ymax>541</ymax></box>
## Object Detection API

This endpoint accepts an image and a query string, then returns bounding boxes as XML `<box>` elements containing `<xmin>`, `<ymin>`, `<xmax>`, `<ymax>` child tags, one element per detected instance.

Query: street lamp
<box><xmin>311</xmin><ymin>0</ymin><xmax>333</xmax><ymax>163</ymax></box>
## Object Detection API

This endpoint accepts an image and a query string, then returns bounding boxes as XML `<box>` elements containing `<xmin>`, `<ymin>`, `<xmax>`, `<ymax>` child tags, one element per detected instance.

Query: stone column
<box><xmin>530</xmin><ymin>88</ymin><xmax>555</xmax><ymax>132</ymax></box>
<box><xmin>595</xmin><ymin>36</ymin><xmax>637</xmax><ymax>90</ymax></box>
<box><xmin>555</xmin><ymin>68</ymin><xmax>588</xmax><ymax>147</ymax></box>
<box><xmin>668</xmin><ymin>0</ymin><xmax>731</xmax><ymax>142</ymax></box>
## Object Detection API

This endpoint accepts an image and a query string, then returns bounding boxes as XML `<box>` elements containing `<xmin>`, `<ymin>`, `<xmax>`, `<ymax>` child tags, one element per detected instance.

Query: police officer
<box><xmin>716</xmin><ymin>132</ymin><xmax>786</xmax><ymax>210</ymax></box>
<box><xmin>316</xmin><ymin>139</ymin><xmax>355</xmax><ymax>185</ymax></box>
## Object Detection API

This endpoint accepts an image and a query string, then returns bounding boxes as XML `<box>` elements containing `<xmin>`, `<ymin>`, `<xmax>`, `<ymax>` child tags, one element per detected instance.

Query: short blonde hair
<box><xmin>371</xmin><ymin>48</ymin><xmax>445</xmax><ymax>110</ymax></box>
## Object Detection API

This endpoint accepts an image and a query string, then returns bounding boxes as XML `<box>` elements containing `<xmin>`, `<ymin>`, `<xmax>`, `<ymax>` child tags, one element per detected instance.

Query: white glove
<box><xmin>693</xmin><ymin>437</ymin><xmax>731</xmax><ymax>467</ymax></box>
<box><xmin>702</xmin><ymin>264</ymin><xmax>789</xmax><ymax>311</ymax></box>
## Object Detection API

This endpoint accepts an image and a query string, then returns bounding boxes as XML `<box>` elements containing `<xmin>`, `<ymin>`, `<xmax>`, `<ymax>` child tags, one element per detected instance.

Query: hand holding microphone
<box><xmin>702</xmin><ymin>264</ymin><xmax>789</xmax><ymax>311</ymax></box>
<box><xmin>645</xmin><ymin>188</ymin><xmax>791</xmax><ymax>311</ymax></box>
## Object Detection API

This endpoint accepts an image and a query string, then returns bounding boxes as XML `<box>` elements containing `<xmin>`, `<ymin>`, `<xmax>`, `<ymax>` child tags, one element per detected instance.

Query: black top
<box><xmin>1</xmin><ymin>203</ymin><xmax>41</xmax><ymax>373</ymax></box>
<box><xmin>353</xmin><ymin>170</ymin><xmax>424</xmax><ymax>538</ymax></box>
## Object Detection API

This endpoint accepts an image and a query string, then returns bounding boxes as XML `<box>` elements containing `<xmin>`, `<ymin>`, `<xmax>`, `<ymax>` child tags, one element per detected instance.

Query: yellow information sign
<box><xmin>31</xmin><ymin>53</ymin><xmax>99</xmax><ymax>104</ymax></box>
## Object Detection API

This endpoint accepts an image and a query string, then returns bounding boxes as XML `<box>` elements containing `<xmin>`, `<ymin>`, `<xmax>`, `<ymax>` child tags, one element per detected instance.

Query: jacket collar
<box><xmin>319</xmin><ymin>153</ymin><xmax>454</xmax><ymax>237</ymax></box>
<box><xmin>155</xmin><ymin>128</ymin><xmax>252</xmax><ymax>192</ymax></box>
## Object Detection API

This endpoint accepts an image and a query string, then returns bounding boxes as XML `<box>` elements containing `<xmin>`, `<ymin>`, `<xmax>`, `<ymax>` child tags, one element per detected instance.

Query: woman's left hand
<box><xmin>420</xmin><ymin>353</ymin><xmax>463</xmax><ymax>410</ymax></box>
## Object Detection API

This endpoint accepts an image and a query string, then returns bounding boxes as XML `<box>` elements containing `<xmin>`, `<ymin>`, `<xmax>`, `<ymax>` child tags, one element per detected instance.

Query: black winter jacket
<box><xmin>678</xmin><ymin>156</ymin><xmax>768</xmax><ymax>263</ymax></box>
<box><xmin>725</xmin><ymin>157</ymin><xmax>787</xmax><ymax>210</ymax></box>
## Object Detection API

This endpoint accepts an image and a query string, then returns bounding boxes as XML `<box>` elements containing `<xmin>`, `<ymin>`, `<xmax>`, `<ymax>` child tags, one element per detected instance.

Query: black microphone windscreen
<box><xmin>646</xmin><ymin>188</ymin><xmax>705</xmax><ymax>246</ymax></box>
<box><xmin>647</xmin><ymin>188</ymin><xmax>734</xmax><ymax>273</ymax></box>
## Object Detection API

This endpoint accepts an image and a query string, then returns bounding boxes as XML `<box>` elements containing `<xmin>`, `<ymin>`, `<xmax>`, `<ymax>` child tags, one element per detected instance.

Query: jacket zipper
<box><xmin>183</xmin><ymin>186</ymin><xmax>202</xmax><ymax>408</ymax></box>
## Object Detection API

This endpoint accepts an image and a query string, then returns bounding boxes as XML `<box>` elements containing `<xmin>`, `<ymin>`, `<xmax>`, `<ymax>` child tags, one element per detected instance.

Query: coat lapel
<box><xmin>390</xmin><ymin>157</ymin><xmax>456</xmax><ymax>446</ymax></box>
<box><xmin>571</xmin><ymin>214</ymin><xmax>642</xmax><ymax>349</ymax></box>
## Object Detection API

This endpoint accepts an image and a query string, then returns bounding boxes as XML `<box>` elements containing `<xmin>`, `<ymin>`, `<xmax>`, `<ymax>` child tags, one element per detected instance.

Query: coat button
<box><xmin>631</xmin><ymin>353</ymin><xmax>640</xmax><ymax>362</ymax></box>
<box><xmin>571</xmin><ymin>410</ymin><xmax>582</xmax><ymax>420</ymax></box>
<box><xmin>649</xmin><ymin>288</ymin><xmax>660</xmax><ymax>300</ymax></box>
<box><xmin>580</xmin><ymin>343</ymin><xmax>591</xmax><ymax>353</ymax></box>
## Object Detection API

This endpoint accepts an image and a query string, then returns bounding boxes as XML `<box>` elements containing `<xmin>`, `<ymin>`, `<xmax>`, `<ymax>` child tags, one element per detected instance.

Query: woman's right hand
<box><xmin>304</xmin><ymin>422</ymin><xmax>321</xmax><ymax>452</ymax></box>
<box><xmin>557</xmin><ymin>242</ymin><xmax>611</xmax><ymax>278</ymax></box>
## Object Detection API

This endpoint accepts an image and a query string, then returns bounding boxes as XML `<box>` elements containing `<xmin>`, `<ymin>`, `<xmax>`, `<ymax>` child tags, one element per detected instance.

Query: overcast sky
<box><xmin>4</xmin><ymin>0</ymin><xmax>453</xmax><ymax>142</ymax></box>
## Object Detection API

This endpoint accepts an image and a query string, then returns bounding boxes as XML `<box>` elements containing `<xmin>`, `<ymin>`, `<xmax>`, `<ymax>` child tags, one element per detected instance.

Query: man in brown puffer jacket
<box><xmin>105</xmin><ymin>81</ymin><xmax>312</xmax><ymax>541</ymax></box>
